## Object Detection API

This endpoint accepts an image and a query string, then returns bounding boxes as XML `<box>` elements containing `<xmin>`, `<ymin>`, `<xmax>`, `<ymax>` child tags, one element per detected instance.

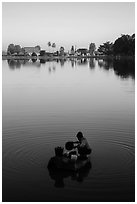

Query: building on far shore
<box><xmin>76</xmin><ymin>48</ymin><xmax>88</xmax><ymax>56</ymax></box>
<box><xmin>23</xmin><ymin>46</ymin><xmax>41</xmax><ymax>54</ymax></box>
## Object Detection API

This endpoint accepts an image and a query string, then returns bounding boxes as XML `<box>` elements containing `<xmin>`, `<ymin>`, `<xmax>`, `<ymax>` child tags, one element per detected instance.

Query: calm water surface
<box><xmin>3</xmin><ymin>58</ymin><xmax>135</xmax><ymax>201</ymax></box>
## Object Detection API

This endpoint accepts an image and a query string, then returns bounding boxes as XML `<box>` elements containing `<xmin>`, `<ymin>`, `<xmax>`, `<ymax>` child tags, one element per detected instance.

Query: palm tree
<box><xmin>48</xmin><ymin>42</ymin><xmax>51</xmax><ymax>53</ymax></box>
<box><xmin>52</xmin><ymin>43</ymin><xmax>56</xmax><ymax>53</ymax></box>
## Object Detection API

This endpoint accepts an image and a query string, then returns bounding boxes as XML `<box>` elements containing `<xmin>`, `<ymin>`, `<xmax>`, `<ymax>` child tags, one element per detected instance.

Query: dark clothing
<box><xmin>77</xmin><ymin>137</ymin><xmax>91</xmax><ymax>156</ymax></box>
<box><xmin>78</xmin><ymin>147</ymin><xmax>91</xmax><ymax>155</ymax></box>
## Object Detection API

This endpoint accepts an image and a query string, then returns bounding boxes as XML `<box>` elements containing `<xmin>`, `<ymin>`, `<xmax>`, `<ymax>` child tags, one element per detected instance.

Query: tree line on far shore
<box><xmin>3</xmin><ymin>33</ymin><xmax>135</xmax><ymax>57</ymax></box>
<box><xmin>97</xmin><ymin>34</ymin><xmax>135</xmax><ymax>56</ymax></box>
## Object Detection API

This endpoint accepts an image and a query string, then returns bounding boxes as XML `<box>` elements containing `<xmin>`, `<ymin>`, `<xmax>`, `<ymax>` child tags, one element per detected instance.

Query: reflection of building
<box><xmin>77</xmin><ymin>58</ymin><xmax>87</xmax><ymax>65</ymax></box>
<box><xmin>23</xmin><ymin>46</ymin><xmax>40</xmax><ymax>54</ymax></box>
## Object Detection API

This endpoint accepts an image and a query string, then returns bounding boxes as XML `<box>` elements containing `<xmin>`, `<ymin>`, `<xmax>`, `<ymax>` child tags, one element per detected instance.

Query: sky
<box><xmin>2</xmin><ymin>2</ymin><xmax>135</xmax><ymax>51</ymax></box>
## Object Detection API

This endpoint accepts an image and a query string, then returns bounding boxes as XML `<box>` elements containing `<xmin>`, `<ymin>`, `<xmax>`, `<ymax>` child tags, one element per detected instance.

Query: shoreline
<box><xmin>2</xmin><ymin>55</ymin><xmax>135</xmax><ymax>60</ymax></box>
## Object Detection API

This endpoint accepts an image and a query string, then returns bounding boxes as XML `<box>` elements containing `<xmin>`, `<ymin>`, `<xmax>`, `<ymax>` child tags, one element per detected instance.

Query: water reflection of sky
<box><xmin>3</xmin><ymin>58</ymin><xmax>134</xmax><ymax>125</ymax></box>
<box><xmin>2</xmin><ymin>58</ymin><xmax>135</xmax><ymax>202</ymax></box>
<box><xmin>5</xmin><ymin>58</ymin><xmax>135</xmax><ymax>79</ymax></box>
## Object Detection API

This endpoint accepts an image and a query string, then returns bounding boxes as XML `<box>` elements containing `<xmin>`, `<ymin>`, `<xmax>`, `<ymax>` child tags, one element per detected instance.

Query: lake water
<box><xmin>2</xmin><ymin>57</ymin><xmax>135</xmax><ymax>202</ymax></box>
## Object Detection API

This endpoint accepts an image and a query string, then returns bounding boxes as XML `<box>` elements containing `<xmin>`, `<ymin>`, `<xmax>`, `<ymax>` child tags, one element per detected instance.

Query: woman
<box><xmin>76</xmin><ymin>132</ymin><xmax>91</xmax><ymax>157</ymax></box>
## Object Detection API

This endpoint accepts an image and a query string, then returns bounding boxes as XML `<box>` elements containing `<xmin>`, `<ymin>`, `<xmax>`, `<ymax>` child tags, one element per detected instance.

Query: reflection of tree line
<box><xmin>7</xmin><ymin>59</ymin><xmax>29</xmax><ymax>69</ymax></box>
<box><xmin>7</xmin><ymin>59</ymin><xmax>40</xmax><ymax>69</ymax></box>
<box><xmin>7</xmin><ymin>58</ymin><xmax>135</xmax><ymax>79</ymax></box>
<box><xmin>97</xmin><ymin>58</ymin><xmax>135</xmax><ymax>79</ymax></box>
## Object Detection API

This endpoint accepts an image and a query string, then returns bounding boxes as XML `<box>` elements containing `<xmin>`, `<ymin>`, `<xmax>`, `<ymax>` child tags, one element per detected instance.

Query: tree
<box><xmin>98</xmin><ymin>41</ymin><xmax>113</xmax><ymax>55</ymax></box>
<box><xmin>59</xmin><ymin>47</ymin><xmax>65</xmax><ymax>56</ymax></box>
<box><xmin>113</xmin><ymin>34</ymin><xmax>135</xmax><ymax>56</ymax></box>
<box><xmin>89</xmin><ymin>43</ymin><xmax>96</xmax><ymax>56</ymax></box>
<box><xmin>7</xmin><ymin>44</ymin><xmax>15</xmax><ymax>55</ymax></box>
<box><xmin>131</xmin><ymin>34</ymin><xmax>135</xmax><ymax>55</ymax></box>
<box><xmin>48</xmin><ymin>42</ymin><xmax>51</xmax><ymax>52</ymax></box>
<box><xmin>71</xmin><ymin>46</ymin><xmax>75</xmax><ymax>55</ymax></box>
<box><xmin>14</xmin><ymin>45</ymin><xmax>21</xmax><ymax>55</ymax></box>
<box><xmin>35</xmin><ymin>45</ymin><xmax>41</xmax><ymax>50</ymax></box>
<box><xmin>35</xmin><ymin>45</ymin><xmax>41</xmax><ymax>52</ymax></box>
<box><xmin>52</xmin><ymin>43</ymin><xmax>56</xmax><ymax>53</ymax></box>
<box><xmin>21</xmin><ymin>48</ymin><xmax>25</xmax><ymax>55</ymax></box>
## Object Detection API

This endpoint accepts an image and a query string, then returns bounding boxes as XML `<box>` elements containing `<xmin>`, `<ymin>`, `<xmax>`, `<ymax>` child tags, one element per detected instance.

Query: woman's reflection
<box><xmin>48</xmin><ymin>160</ymin><xmax>92</xmax><ymax>188</ymax></box>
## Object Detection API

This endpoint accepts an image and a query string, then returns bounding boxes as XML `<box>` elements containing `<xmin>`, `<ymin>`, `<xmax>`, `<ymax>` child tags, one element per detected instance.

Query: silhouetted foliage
<box><xmin>14</xmin><ymin>45</ymin><xmax>22</xmax><ymax>55</ymax></box>
<box><xmin>18</xmin><ymin>48</ymin><xmax>26</xmax><ymax>56</ymax></box>
<box><xmin>70</xmin><ymin>46</ymin><xmax>75</xmax><ymax>55</ymax></box>
<box><xmin>48</xmin><ymin>41</ymin><xmax>51</xmax><ymax>52</ymax></box>
<box><xmin>98</xmin><ymin>41</ymin><xmax>113</xmax><ymax>55</ymax></box>
<box><xmin>7</xmin><ymin>44</ymin><xmax>15</xmax><ymax>55</ymax></box>
<box><xmin>59</xmin><ymin>47</ymin><xmax>65</xmax><ymax>56</ymax></box>
<box><xmin>7</xmin><ymin>44</ymin><xmax>27</xmax><ymax>55</ymax></box>
<box><xmin>71</xmin><ymin>46</ymin><xmax>74</xmax><ymax>52</ymax></box>
<box><xmin>48</xmin><ymin>42</ymin><xmax>51</xmax><ymax>47</ymax></box>
<box><xmin>52</xmin><ymin>43</ymin><xmax>56</xmax><ymax>53</ymax></box>
<box><xmin>89</xmin><ymin>43</ymin><xmax>96</xmax><ymax>56</ymax></box>
<box><xmin>97</xmin><ymin>34</ymin><xmax>135</xmax><ymax>56</ymax></box>
<box><xmin>35</xmin><ymin>45</ymin><xmax>41</xmax><ymax>51</ymax></box>
<box><xmin>113</xmin><ymin>34</ymin><xmax>135</xmax><ymax>56</ymax></box>
<box><xmin>5</xmin><ymin>33</ymin><xmax>135</xmax><ymax>58</ymax></box>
